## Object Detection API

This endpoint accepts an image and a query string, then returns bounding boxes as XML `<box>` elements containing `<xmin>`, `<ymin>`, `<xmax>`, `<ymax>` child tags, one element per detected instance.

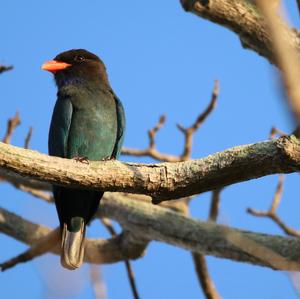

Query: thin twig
<box><xmin>192</xmin><ymin>253</ymin><xmax>221</xmax><ymax>299</ymax></box>
<box><xmin>122</xmin><ymin>115</ymin><xmax>181</xmax><ymax>162</ymax></box>
<box><xmin>24</xmin><ymin>127</ymin><xmax>33</xmax><ymax>149</ymax></box>
<box><xmin>192</xmin><ymin>189</ymin><xmax>222</xmax><ymax>299</ymax></box>
<box><xmin>177</xmin><ymin>80</ymin><xmax>219</xmax><ymax>160</ymax></box>
<box><xmin>122</xmin><ymin>81</ymin><xmax>219</xmax><ymax>162</ymax></box>
<box><xmin>209</xmin><ymin>189</ymin><xmax>222</xmax><ymax>222</ymax></box>
<box><xmin>247</xmin><ymin>175</ymin><xmax>300</xmax><ymax>237</ymax></box>
<box><xmin>101</xmin><ymin>218</ymin><xmax>140</xmax><ymax>299</ymax></box>
<box><xmin>2</xmin><ymin>112</ymin><xmax>21</xmax><ymax>144</ymax></box>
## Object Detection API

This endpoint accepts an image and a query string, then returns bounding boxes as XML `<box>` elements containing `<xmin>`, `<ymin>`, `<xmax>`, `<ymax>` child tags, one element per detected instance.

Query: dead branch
<box><xmin>247</xmin><ymin>175</ymin><xmax>300</xmax><ymax>237</ymax></box>
<box><xmin>209</xmin><ymin>189</ymin><xmax>222</xmax><ymax>222</ymax></box>
<box><xmin>177</xmin><ymin>80</ymin><xmax>219</xmax><ymax>160</ymax></box>
<box><xmin>24</xmin><ymin>127</ymin><xmax>33</xmax><ymax>149</ymax></box>
<box><xmin>2</xmin><ymin>112</ymin><xmax>21</xmax><ymax>144</ymax></box>
<box><xmin>192</xmin><ymin>189</ymin><xmax>223</xmax><ymax>299</ymax></box>
<box><xmin>192</xmin><ymin>254</ymin><xmax>221</xmax><ymax>299</ymax></box>
<box><xmin>101</xmin><ymin>218</ymin><xmax>140</xmax><ymax>299</ymax></box>
<box><xmin>122</xmin><ymin>115</ymin><xmax>181</xmax><ymax>162</ymax></box>
<box><xmin>122</xmin><ymin>81</ymin><xmax>219</xmax><ymax>162</ymax></box>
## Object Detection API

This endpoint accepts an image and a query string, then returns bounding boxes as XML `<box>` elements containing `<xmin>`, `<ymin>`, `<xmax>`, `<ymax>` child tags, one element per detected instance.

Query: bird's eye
<box><xmin>75</xmin><ymin>55</ymin><xmax>85</xmax><ymax>62</ymax></box>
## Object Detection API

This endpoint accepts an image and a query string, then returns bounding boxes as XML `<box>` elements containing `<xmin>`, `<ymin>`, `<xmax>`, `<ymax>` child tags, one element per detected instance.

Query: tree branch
<box><xmin>122</xmin><ymin>80</ymin><xmax>219</xmax><ymax>162</ymax></box>
<box><xmin>247</xmin><ymin>175</ymin><xmax>300</xmax><ymax>237</ymax></box>
<box><xmin>101</xmin><ymin>193</ymin><xmax>300</xmax><ymax>270</ymax></box>
<box><xmin>254</xmin><ymin>0</ymin><xmax>300</xmax><ymax>123</ymax></box>
<box><xmin>180</xmin><ymin>0</ymin><xmax>300</xmax><ymax>66</ymax></box>
<box><xmin>101</xmin><ymin>218</ymin><xmax>140</xmax><ymax>299</ymax></box>
<box><xmin>0</xmin><ymin>136</ymin><xmax>299</xmax><ymax>202</ymax></box>
<box><xmin>3</xmin><ymin>193</ymin><xmax>300</xmax><ymax>270</ymax></box>
<box><xmin>2</xmin><ymin>112</ymin><xmax>21</xmax><ymax>144</ymax></box>
<box><xmin>0</xmin><ymin>204</ymin><xmax>147</xmax><ymax>266</ymax></box>
<box><xmin>192</xmin><ymin>189</ymin><xmax>222</xmax><ymax>299</ymax></box>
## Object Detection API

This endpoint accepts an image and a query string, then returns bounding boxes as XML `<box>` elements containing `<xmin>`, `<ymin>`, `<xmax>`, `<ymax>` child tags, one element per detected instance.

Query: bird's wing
<box><xmin>48</xmin><ymin>96</ymin><xmax>73</xmax><ymax>158</ymax></box>
<box><xmin>112</xmin><ymin>94</ymin><xmax>126</xmax><ymax>158</ymax></box>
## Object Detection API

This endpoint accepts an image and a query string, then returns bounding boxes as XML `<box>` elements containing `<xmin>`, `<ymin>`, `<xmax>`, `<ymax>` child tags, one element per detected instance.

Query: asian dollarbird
<box><xmin>42</xmin><ymin>49</ymin><xmax>125</xmax><ymax>270</ymax></box>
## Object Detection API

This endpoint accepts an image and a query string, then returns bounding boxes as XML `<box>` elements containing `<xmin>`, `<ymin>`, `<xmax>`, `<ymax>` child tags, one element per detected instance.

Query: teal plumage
<box><xmin>43</xmin><ymin>49</ymin><xmax>125</xmax><ymax>270</ymax></box>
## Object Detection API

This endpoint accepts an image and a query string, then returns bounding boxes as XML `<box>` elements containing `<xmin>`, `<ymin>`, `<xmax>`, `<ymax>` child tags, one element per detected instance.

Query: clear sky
<box><xmin>0</xmin><ymin>1</ymin><xmax>300</xmax><ymax>298</ymax></box>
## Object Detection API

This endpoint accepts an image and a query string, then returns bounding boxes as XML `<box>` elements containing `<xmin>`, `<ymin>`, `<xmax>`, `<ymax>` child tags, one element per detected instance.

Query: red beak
<box><xmin>41</xmin><ymin>60</ymin><xmax>71</xmax><ymax>73</ymax></box>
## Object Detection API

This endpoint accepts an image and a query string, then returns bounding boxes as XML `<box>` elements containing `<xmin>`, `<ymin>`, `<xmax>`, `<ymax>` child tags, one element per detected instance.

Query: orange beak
<box><xmin>41</xmin><ymin>60</ymin><xmax>71</xmax><ymax>73</ymax></box>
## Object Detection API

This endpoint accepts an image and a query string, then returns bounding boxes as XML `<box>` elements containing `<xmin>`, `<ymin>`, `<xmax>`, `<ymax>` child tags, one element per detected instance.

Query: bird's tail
<box><xmin>61</xmin><ymin>217</ymin><xmax>85</xmax><ymax>270</ymax></box>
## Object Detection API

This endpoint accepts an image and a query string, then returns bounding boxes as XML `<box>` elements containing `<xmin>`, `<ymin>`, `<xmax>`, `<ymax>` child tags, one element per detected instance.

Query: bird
<box><xmin>42</xmin><ymin>49</ymin><xmax>125</xmax><ymax>270</ymax></box>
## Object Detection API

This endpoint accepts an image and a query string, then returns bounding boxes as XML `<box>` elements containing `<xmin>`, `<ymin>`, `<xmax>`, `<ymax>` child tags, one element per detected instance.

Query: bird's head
<box><xmin>42</xmin><ymin>49</ymin><xmax>109</xmax><ymax>88</ymax></box>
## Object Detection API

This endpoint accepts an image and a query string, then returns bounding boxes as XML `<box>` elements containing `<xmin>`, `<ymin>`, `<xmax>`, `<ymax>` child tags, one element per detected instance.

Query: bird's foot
<box><xmin>101</xmin><ymin>156</ymin><xmax>115</xmax><ymax>161</ymax></box>
<box><xmin>73</xmin><ymin>156</ymin><xmax>89</xmax><ymax>164</ymax></box>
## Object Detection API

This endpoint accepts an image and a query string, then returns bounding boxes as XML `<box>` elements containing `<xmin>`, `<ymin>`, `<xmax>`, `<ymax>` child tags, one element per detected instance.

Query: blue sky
<box><xmin>0</xmin><ymin>1</ymin><xmax>300</xmax><ymax>298</ymax></box>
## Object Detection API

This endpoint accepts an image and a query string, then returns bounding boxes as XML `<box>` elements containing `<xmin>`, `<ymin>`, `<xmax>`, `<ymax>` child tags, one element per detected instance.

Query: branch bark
<box><xmin>0</xmin><ymin>136</ymin><xmax>300</xmax><ymax>202</ymax></box>
<box><xmin>3</xmin><ymin>192</ymin><xmax>300</xmax><ymax>270</ymax></box>
<box><xmin>180</xmin><ymin>0</ymin><xmax>300</xmax><ymax>66</ymax></box>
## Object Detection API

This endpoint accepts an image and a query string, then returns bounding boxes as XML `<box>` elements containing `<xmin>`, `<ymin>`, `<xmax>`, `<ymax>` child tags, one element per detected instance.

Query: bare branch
<box><xmin>2</xmin><ymin>112</ymin><xmax>21</xmax><ymax>144</ymax></box>
<box><xmin>101</xmin><ymin>218</ymin><xmax>140</xmax><ymax>299</ymax></box>
<box><xmin>177</xmin><ymin>80</ymin><xmax>219</xmax><ymax>160</ymax></box>
<box><xmin>122</xmin><ymin>81</ymin><xmax>219</xmax><ymax>162</ymax></box>
<box><xmin>247</xmin><ymin>175</ymin><xmax>300</xmax><ymax>237</ymax></box>
<box><xmin>192</xmin><ymin>189</ymin><xmax>223</xmax><ymax>299</ymax></box>
<box><xmin>122</xmin><ymin>115</ymin><xmax>181</xmax><ymax>162</ymax></box>
<box><xmin>209</xmin><ymin>189</ymin><xmax>222</xmax><ymax>222</ymax></box>
<box><xmin>192</xmin><ymin>253</ymin><xmax>221</xmax><ymax>299</ymax></box>
<box><xmin>24</xmin><ymin>127</ymin><xmax>33</xmax><ymax>149</ymax></box>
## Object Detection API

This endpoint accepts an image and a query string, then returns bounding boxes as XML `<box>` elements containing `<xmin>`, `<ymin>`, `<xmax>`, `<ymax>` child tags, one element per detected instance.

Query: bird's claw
<box><xmin>73</xmin><ymin>156</ymin><xmax>89</xmax><ymax>164</ymax></box>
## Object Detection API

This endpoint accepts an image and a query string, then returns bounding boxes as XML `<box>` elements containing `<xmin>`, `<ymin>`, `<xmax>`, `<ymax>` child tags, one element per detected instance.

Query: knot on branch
<box><xmin>277</xmin><ymin>135</ymin><xmax>300</xmax><ymax>170</ymax></box>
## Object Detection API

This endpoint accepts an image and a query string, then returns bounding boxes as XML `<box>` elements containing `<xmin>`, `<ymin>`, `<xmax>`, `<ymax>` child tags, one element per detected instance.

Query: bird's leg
<box><xmin>73</xmin><ymin>156</ymin><xmax>90</xmax><ymax>164</ymax></box>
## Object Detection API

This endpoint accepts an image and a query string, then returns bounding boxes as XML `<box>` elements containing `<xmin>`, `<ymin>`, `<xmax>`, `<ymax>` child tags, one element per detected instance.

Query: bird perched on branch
<box><xmin>42</xmin><ymin>49</ymin><xmax>125</xmax><ymax>270</ymax></box>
